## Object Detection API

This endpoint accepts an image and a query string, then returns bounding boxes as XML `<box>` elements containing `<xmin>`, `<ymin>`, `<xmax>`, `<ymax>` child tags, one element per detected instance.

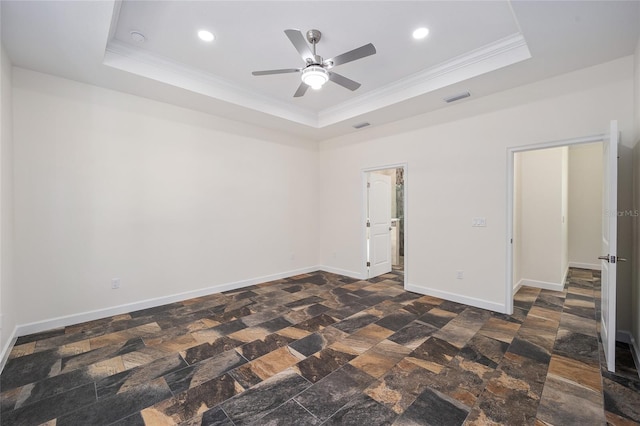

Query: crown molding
<box><xmin>103</xmin><ymin>32</ymin><xmax>530</xmax><ymax>129</ymax></box>
<box><xmin>318</xmin><ymin>33</ymin><xmax>531</xmax><ymax>127</ymax></box>
<box><xmin>104</xmin><ymin>39</ymin><xmax>319</xmax><ymax>127</ymax></box>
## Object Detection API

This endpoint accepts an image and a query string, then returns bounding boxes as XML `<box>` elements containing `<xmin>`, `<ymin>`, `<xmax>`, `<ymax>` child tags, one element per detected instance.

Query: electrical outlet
<box><xmin>111</xmin><ymin>278</ymin><xmax>120</xmax><ymax>289</ymax></box>
<box><xmin>456</xmin><ymin>270</ymin><xmax>464</xmax><ymax>280</ymax></box>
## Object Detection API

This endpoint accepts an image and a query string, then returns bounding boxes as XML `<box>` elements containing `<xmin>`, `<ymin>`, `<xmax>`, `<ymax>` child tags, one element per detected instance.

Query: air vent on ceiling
<box><xmin>443</xmin><ymin>91</ymin><xmax>471</xmax><ymax>103</ymax></box>
<box><xmin>353</xmin><ymin>122</ymin><xmax>371</xmax><ymax>129</ymax></box>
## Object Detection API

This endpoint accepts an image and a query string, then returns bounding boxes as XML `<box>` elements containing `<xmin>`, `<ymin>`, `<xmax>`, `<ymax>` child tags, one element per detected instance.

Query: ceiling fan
<box><xmin>252</xmin><ymin>29</ymin><xmax>376</xmax><ymax>97</ymax></box>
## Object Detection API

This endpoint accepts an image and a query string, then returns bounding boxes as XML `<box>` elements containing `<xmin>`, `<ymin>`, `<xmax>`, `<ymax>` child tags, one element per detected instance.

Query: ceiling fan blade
<box><xmin>325</xmin><ymin>43</ymin><xmax>376</xmax><ymax>67</ymax></box>
<box><xmin>252</xmin><ymin>68</ymin><xmax>300</xmax><ymax>76</ymax></box>
<box><xmin>328</xmin><ymin>71</ymin><xmax>361</xmax><ymax>91</ymax></box>
<box><xmin>285</xmin><ymin>29</ymin><xmax>314</xmax><ymax>62</ymax></box>
<box><xmin>293</xmin><ymin>82</ymin><xmax>309</xmax><ymax>97</ymax></box>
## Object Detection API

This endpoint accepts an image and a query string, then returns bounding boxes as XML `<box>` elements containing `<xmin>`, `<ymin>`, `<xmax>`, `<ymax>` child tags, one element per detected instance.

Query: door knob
<box><xmin>599</xmin><ymin>255</ymin><xmax>627</xmax><ymax>263</ymax></box>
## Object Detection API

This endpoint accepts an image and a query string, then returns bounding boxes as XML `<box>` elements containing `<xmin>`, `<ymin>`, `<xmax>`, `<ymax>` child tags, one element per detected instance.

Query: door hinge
<box><xmin>366</xmin><ymin>220</ymin><xmax>370</xmax><ymax>228</ymax></box>
<box><xmin>366</xmin><ymin>261</ymin><xmax>371</xmax><ymax>267</ymax></box>
<box><xmin>367</xmin><ymin>182</ymin><xmax>370</xmax><ymax>188</ymax></box>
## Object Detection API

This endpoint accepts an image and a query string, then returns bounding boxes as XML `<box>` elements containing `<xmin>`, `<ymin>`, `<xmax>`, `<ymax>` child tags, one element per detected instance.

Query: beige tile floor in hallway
<box><xmin>0</xmin><ymin>268</ymin><xmax>638</xmax><ymax>425</ymax></box>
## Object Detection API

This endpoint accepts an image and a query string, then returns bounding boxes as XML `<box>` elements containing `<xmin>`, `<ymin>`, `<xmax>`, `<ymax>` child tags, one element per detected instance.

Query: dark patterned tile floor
<box><xmin>1</xmin><ymin>268</ymin><xmax>639</xmax><ymax>425</ymax></box>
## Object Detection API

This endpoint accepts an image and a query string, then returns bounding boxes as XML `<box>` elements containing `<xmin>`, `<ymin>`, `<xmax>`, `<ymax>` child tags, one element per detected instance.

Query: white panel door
<box><xmin>368</xmin><ymin>172</ymin><xmax>392</xmax><ymax>278</ymax></box>
<box><xmin>600</xmin><ymin>120</ymin><xmax>618</xmax><ymax>372</ymax></box>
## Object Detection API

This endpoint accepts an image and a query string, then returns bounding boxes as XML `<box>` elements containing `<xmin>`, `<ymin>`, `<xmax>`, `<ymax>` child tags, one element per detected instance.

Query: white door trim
<box><xmin>362</xmin><ymin>163</ymin><xmax>408</xmax><ymax>285</ymax></box>
<box><xmin>506</xmin><ymin>134</ymin><xmax>605</xmax><ymax>314</ymax></box>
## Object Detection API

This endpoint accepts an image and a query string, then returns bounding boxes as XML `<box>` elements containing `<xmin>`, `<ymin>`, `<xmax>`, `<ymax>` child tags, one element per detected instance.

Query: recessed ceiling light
<box><xmin>198</xmin><ymin>30</ymin><xmax>215</xmax><ymax>42</ymax></box>
<box><xmin>412</xmin><ymin>27</ymin><xmax>429</xmax><ymax>40</ymax></box>
<box><xmin>130</xmin><ymin>31</ymin><xmax>146</xmax><ymax>43</ymax></box>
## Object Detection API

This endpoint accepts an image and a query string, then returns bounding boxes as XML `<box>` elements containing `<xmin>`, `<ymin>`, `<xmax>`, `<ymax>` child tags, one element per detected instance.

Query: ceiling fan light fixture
<box><xmin>301</xmin><ymin>65</ymin><xmax>329</xmax><ymax>90</ymax></box>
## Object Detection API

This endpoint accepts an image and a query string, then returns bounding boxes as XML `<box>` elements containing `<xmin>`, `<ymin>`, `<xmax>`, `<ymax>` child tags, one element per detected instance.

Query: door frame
<box><xmin>505</xmin><ymin>134</ymin><xmax>605</xmax><ymax>314</ymax></box>
<box><xmin>362</xmin><ymin>163</ymin><xmax>408</xmax><ymax>284</ymax></box>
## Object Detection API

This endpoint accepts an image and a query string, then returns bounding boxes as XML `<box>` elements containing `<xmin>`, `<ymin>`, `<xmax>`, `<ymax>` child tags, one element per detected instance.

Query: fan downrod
<box><xmin>305</xmin><ymin>29</ymin><xmax>323</xmax><ymax>64</ymax></box>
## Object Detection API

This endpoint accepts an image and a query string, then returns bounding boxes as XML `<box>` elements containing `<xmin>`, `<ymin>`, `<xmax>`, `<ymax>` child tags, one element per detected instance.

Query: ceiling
<box><xmin>2</xmin><ymin>1</ymin><xmax>639</xmax><ymax>141</ymax></box>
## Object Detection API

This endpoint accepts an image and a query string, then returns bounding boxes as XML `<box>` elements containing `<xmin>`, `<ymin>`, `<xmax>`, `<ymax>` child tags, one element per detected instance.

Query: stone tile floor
<box><xmin>0</xmin><ymin>268</ymin><xmax>638</xmax><ymax>425</ymax></box>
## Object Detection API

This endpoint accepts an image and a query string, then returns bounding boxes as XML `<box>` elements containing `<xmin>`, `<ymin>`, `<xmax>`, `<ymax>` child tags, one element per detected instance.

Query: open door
<box><xmin>368</xmin><ymin>172</ymin><xmax>392</xmax><ymax>278</ymax></box>
<box><xmin>599</xmin><ymin>120</ymin><xmax>618</xmax><ymax>372</ymax></box>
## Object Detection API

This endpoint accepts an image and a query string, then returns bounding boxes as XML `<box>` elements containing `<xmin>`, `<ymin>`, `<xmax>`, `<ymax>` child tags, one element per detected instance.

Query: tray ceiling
<box><xmin>2</xmin><ymin>1</ymin><xmax>639</xmax><ymax>140</ymax></box>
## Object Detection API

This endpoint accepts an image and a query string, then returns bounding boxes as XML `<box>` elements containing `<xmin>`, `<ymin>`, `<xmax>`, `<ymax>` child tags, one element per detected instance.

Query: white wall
<box><xmin>568</xmin><ymin>143</ymin><xmax>603</xmax><ymax>270</ymax></box>
<box><xmin>516</xmin><ymin>147</ymin><xmax>567</xmax><ymax>290</ymax></box>
<box><xmin>631</xmin><ymin>33</ymin><xmax>640</xmax><ymax>359</ymax></box>
<box><xmin>11</xmin><ymin>68</ymin><xmax>319</xmax><ymax>329</ymax></box>
<box><xmin>319</xmin><ymin>56</ymin><xmax>635</xmax><ymax>313</ymax></box>
<box><xmin>0</xmin><ymin>44</ymin><xmax>15</xmax><ymax>359</ymax></box>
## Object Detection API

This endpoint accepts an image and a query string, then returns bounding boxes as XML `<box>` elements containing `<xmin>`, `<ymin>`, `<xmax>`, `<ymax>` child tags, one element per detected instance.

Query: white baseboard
<box><xmin>318</xmin><ymin>265</ymin><xmax>365</xmax><ymax>280</ymax></box>
<box><xmin>1</xmin><ymin>265</ymin><xmax>571</xmax><ymax>374</ymax></box>
<box><xmin>513</xmin><ymin>279</ymin><xmax>524</xmax><ymax>293</ymax></box>
<box><xmin>0</xmin><ymin>326</ymin><xmax>18</xmax><ymax>374</ymax></box>
<box><xmin>569</xmin><ymin>261</ymin><xmax>601</xmax><ymax>271</ymax></box>
<box><xmin>405</xmin><ymin>283</ymin><xmax>506</xmax><ymax>314</ymax></box>
<box><xmin>616</xmin><ymin>330</ymin><xmax>640</xmax><ymax>380</ymax></box>
<box><xmin>0</xmin><ymin>264</ymin><xmax>363</xmax><ymax>374</ymax></box>
<box><xmin>518</xmin><ymin>278</ymin><xmax>564</xmax><ymax>292</ymax></box>
<box><xmin>12</xmin><ymin>266</ymin><xmax>321</xmax><ymax>339</ymax></box>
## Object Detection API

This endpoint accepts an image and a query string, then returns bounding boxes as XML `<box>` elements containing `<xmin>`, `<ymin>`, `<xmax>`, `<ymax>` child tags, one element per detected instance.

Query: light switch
<box><xmin>472</xmin><ymin>217</ymin><xmax>486</xmax><ymax>227</ymax></box>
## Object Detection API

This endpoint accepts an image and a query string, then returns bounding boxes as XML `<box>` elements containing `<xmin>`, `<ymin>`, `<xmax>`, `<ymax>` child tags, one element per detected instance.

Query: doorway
<box><xmin>364</xmin><ymin>164</ymin><xmax>406</xmax><ymax>280</ymax></box>
<box><xmin>512</xmin><ymin>143</ymin><xmax>603</xmax><ymax>293</ymax></box>
<box><xmin>506</xmin><ymin>121</ymin><xmax>619</xmax><ymax>371</ymax></box>
<box><xmin>507</xmin><ymin>134</ymin><xmax>606</xmax><ymax>311</ymax></box>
